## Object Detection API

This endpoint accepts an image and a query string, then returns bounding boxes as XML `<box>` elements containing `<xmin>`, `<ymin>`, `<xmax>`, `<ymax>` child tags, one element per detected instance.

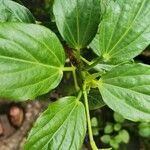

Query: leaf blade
<box><xmin>53</xmin><ymin>0</ymin><xmax>101</xmax><ymax>49</ymax></box>
<box><xmin>24</xmin><ymin>96</ymin><xmax>87</xmax><ymax>150</ymax></box>
<box><xmin>0</xmin><ymin>0</ymin><xmax>35</xmax><ymax>23</ymax></box>
<box><xmin>0</xmin><ymin>23</ymin><xmax>65</xmax><ymax>100</ymax></box>
<box><xmin>98</xmin><ymin>0</ymin><xmax>150</xmax><ymax>64</ymax></box>
<box><xmin>98</xmin><ymin>63</ymin><xmax>150</xmax><ymax>122</ymax></box>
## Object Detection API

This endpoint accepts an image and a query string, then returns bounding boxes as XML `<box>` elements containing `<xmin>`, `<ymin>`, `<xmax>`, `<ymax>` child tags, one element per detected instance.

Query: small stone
<box><xmin>8</xmin><ymin>105</ymin><xmax>24</xmax><ymax>128</ymax></box>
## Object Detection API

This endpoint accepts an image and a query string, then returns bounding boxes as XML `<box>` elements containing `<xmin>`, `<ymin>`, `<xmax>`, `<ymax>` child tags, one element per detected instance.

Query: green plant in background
<box><xmin>92</xmin><ymin>111</ymin><xmax>150</xmax><ymax>149</ymax></box>
<box><xmin>0</xmin><ymin>0</ymin><xmax>150</xmax><ymax>150</ymax></box>
<box><xmin>138</xmin><ymin>122</ymin><xmax>150</xmax><ymax>138</ymax></box>
<box><xmin>91</xmin><ymin>112</ymin><xmax>130</xmax><ymax>149</ymax></box>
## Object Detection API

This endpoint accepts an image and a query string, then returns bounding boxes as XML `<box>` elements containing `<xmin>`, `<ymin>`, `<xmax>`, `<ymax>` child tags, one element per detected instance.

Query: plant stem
<box><xmin>77</xmin><ymin>91</ymin><xmax>82</xmax><ymax>101</ymax></box>
<box><xmin>72</xmin><ymin>65</ymin><xmax>80</xmax><ymax>91</ymax></box>
<box><xmin>62</xmin><ymin>66</ymin><xmax>75</xmax><ymax>72</ymax></box>
<box><xmin>62</xmin><ymin>66</ymin><xmax>80</xmax><ymax>91</ymax></box>
<box><xmin>83</xmin><ymin>83</ymin><xmax>98</xmax><ymax>150</ymax></box>
<box><xmin>76</xmin><ymin>48</ymin><xmax>81</xmax><ymax>59</ymax></box>
<box><xmin>81</xmin><ymin>56</ymin><xmax>91</xmax><ymax>65</ymax></box>
<box><xmin>86</xmin><ymin>57</ymin><xmax>103</xmax><ymax>70</ymax></box>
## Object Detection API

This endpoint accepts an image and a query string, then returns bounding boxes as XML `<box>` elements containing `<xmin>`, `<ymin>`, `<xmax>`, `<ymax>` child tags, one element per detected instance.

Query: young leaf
<box><xmin>94</xmin><ymin>63</ymin><xmax>115</xmax><ymax>72</ymax></box>
<box><xmin>53</xmin><ymin>0</ymin><xmax>101</xmax><ymax>49</ymax></box>
<box><xmin>98</xmin><ymin>0</ymin><xmax>150</xmax><ymax>64</ymax></box>
<box><xmin>0</xmin><ymin>23</ymin><xmax>65</xmax><ymax>100</ymax></box>
<box><xmin>104</xmin><ymin>123</ymin><xmax>113</xmax><ymax>134</ymax></box>
<box><xmin>98</xmin><ymin>63</ymin><xmax>150</xmax><ymax>122</ymax></box>
<box><xmin>88</xmin><ymin>88</ymin><xmax>105</xmax><ymax>110</ymax></box>
<box><xmin>100</xmin><ymin>135</ymin><xmax>111</xmax><ymax>144</ymax></box>
<box><xmin>138</xmin><ymin>122</ymin><xmax>150</xmax><ymax>138</ymax></box>
<box><xmin>118</xmin><ymin>130</ymin><xmax>130</xmax><ymax>144</ymax></box>
<box><xmin>113</xmin><ymin>112</ymin><xmax>125</xmax><ymax>123</ymax></box>
<box><xmin>0</xmin><ymin>0</ymin><xmax>35</xmax><ymax>23</ymax></box>
<box><xmin>24</xmin><ymin>96</ymin><xmax>87</xmax><ymax>150</ymax></box>
<box><xmin>114</xmin><ymin>123</ymin><xmax>122</xmax><ymax>131</ymax></box>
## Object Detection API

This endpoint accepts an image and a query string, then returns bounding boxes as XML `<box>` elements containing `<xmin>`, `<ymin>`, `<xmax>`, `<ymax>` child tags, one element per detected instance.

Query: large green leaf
<box><xmin>24</xmin><ymin>96</ymin><xmax>86</xmax><ymax>150</ymax></box>
<box><xmin>88</xmin><ymin>88</ymin><xmax>105</xmax><ymax>110</ymax></box>
<box><xmin>98</xmin><ymin>0</ymin><xmax>150</xmax><ymax>64</ymax></box>
<box><xmin>0</xmin><ymin>23</ymin><xmax>65</xmax><ymax>100</ymax></box>
<box><xmin>53</xmin><ymin>0</ymin><xmax>101</xmax><ymax>49</ymax></box>
<box><xmin>0</xmin><ymin>0</ymin><xmax>35</xmax><ymax>23</ymax></box>
<box><xmin>98</xmin><ymin>63</ymin><xmax>150</xmax><ymax>122</ymax></box>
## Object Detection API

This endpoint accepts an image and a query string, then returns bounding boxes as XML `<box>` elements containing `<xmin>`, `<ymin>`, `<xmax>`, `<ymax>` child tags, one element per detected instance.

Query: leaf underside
<box><xmin>99</xmin><ymin>63</ymin><xmax>150</xmax><ymax>122</ymax></box>
<box><xmin>0</xmin><ymin>23</ymin><xmax>65</xmax><ymax>100</ymax></box>
<box><xmin>24</xmin><ymin>97</ymin><xmax>87</xmax><ymax>150</ymax></box>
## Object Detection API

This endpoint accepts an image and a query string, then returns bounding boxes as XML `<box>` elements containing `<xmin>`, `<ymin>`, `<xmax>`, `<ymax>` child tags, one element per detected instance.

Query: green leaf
<box><xmin>110</xmin><ymin>139</ymin><xmax>119</xmax><ymax>150</ymax></box>
<box><xmin>0</xmin><ymin>23</ymin><xmax>65</xmax><ymax>100</ymax></box>
<box><xmin>24</xmin><ymin>96</ymin><xmax>87</xmax><ymax>150</ymax></box>
<box><xmin>94</xmin><ymin>63</ymin><xmax>115</xmax><ymax>73</ymax></box>
<box><xmin>98</xmin><ymin>0</ymin><xmax>150</xmax><ymax>64</ymax></box>
<box><xmin>104</xmin><ymin>123</ymin><xmax>113</xmax><ymax>134</ymax></box>
<box><xmin>114</xmin><ymin>134</ymin><xmax>122</xmax><ymax>144</ymax></box>
<box><xmin>89</xmin><ymin>0</ymin><xmax>110</xmax><ymax>55</ymax></box>
<box><xmin>118</xmin><ymin>130</ymin><xmax>130</xmax><ymax>144</ymax></box>
<box><xmin>114</xmin><ymin>123</ymin><xmax>122</xmax><ymax>131</ymax></box>
<box><xmin>0</xmin><ymin>0</ymin><xmax>35</xmax><ymax>23</ymax></box>
<box><xmin>113</xmin><ymin>112</ymin><xmax>125</xmax><ymax>123</ymax></box>
<box><xmin>98</xmin><ymin>63</ymin><xmax>150</xmax><ymax>122</ymax></box>
<box><xmin>88</xmin><ymin>88</ymin><xmax>105</xmax><ymax>110</ymax></box>
<box><xmin>138</xmin><ymin>126</ymin><xmax>150</xmax><ymax>138</ymax></box>
<box><xmin>101</xmin><ymin>135</ymin><xmax>111</xmax><ymax>144</ymax></box>
<box><xmin>139</xmin><ymin>122</ymin><xmax>150</xmax><ymax>129</ymax></box>
<box><xmin>53</xmin><ymin>0</ymin><xmax>101</xmax><ymax>49</ymax></box>
<box><xmin>92</xmin><ymin>128</ymin><xmax>99</xmax><ymax>136</ymax></box>
<box><xmin>91</xmin><ymin>117</ymin><xmax>98</xmax><ymax>127</ymax></box>
<box><xmin>138</xmin><ymin>122</ymin><xmax>150</xmax><ymax>137</ymax></box>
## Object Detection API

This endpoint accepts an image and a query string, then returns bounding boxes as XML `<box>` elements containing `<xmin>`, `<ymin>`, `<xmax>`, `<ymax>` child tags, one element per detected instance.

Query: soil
<box><xmin>0</xmin><ymin>100</ymin><xmax>48</xmax><ymax>150</ymax></box>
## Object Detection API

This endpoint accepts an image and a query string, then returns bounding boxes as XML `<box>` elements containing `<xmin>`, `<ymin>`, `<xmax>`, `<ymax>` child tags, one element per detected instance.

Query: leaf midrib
<box><xmin>3</xmin><ymin>0</ymin><xmax>23</xmax><ymax>22</ymax></box>
<box><xmin>103</xmin><ymin>74</ymin><xmax>150</xmax><ymax>80</ymax></box>
<box><xmin>59</xmin><ymin>0</ymin><xmax>77</xmax><ymax>47</ymax></box>
<box><xmin>102</xmin><ymin>82</ymin><xmax>150</xmax><ymax>99</ymax></box>
<box><xmin>68</xmin><ymin>105</ymin><xmax>79</xmax><ymax>149</ymax></box>
<box><xmin>0</xmin><ymin>55</ymin><xmax>59</xmax><ymax>69</ymax></box>
<box><xmin>110</xmin><ymin>21</ymin><xmax>150</xmax><ymax>57</ymax></box>
<box><xmin>100</xmin><ymin>87</ymin><xmax>150</xmax><ymax>121</ymax></box>
<box><xmin>45</xmin><ymin>102</ymin><xmax>78</xmax><ymax>148</ymax></box>
<box><xmin>12</xmin><ymin>25</ymin><xmax>62</xmax><ymax>65</ymax></box>
<box><xmin>107</xmin><ymin>0</ymin><xmax>146</xmax><ymax>54</ymax></box>
<box><xmin>105</xmin><ymin>1</ymin><xmax>125</xmax><ymax>53</ymax></box>
<box><xmin>0</xmin><ymin>37</ymin><xmax>39</xmax><ymax>62</ymax></box>
<box><xmin>76</xmin><ymin>0</ymin><xmax>80</xmax><ymax>46</ymax></box>
<box><xmin>26</xmin><ymin>99</ymin><xmax>78</xmax><ymax>148</ymax></box>
<box><xmin>31</xmin><ymin>101</ymin><xmax>78</xmax><ymax>149</ymax></box>
<box><xmin>3</xmin><ymin>72</ymin><xmax>59</xmax><ymax>91</ymax></box>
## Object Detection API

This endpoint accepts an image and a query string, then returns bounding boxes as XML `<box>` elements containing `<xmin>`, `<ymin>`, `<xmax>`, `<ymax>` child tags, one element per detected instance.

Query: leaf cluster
<box><xmin>0</xmin><ymin>0</ymin><xmax>150</xmax><ymax>149</ymax></box>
